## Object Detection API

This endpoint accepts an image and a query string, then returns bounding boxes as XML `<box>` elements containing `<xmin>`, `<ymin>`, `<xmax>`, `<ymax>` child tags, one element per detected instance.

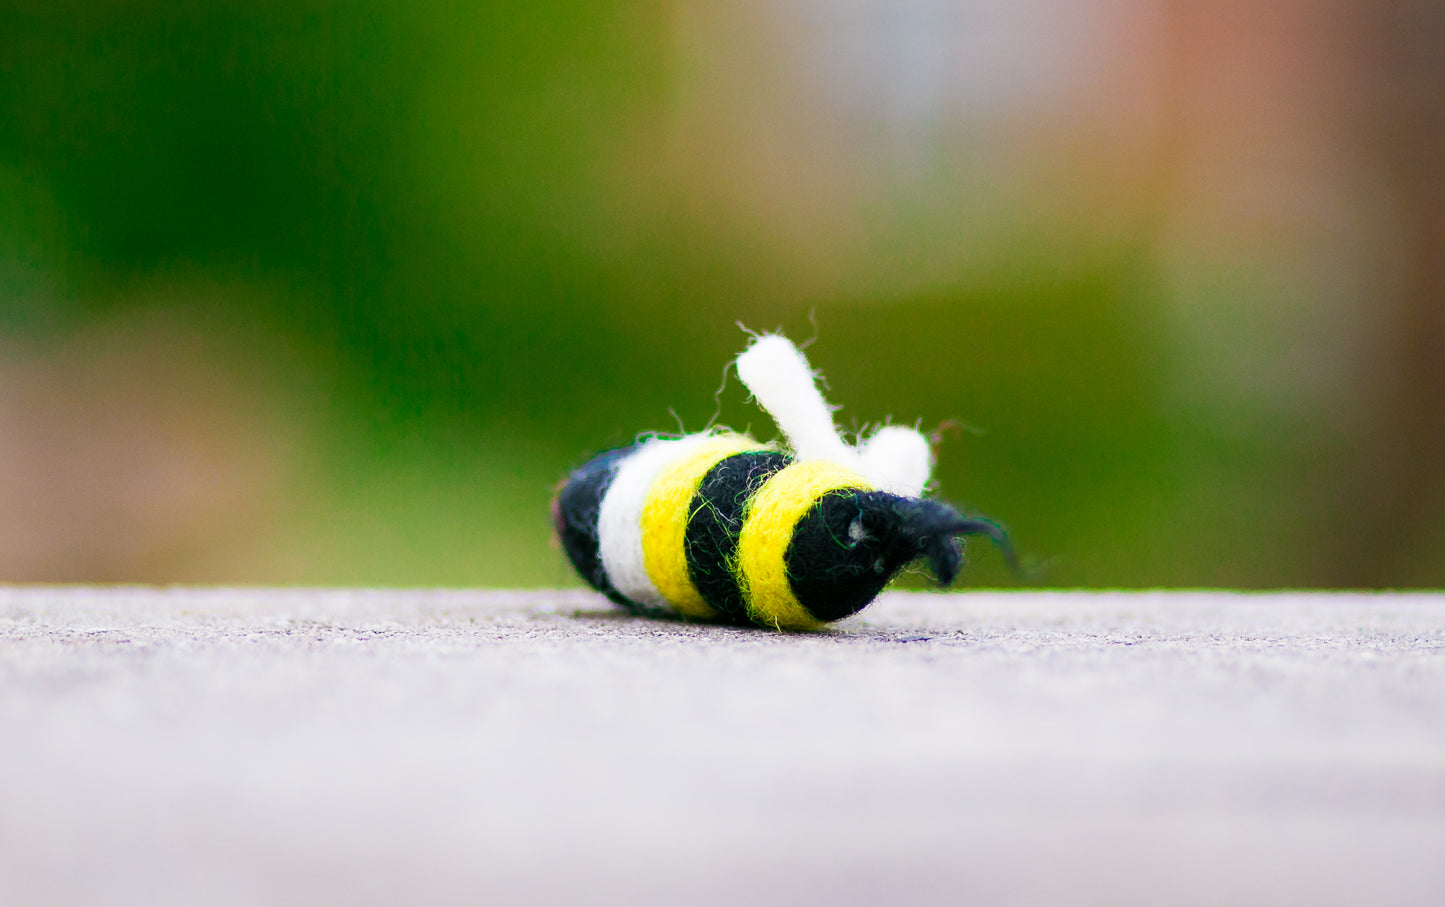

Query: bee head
<box><xmin>787</xmin><ymin>491</ymin><xmax>1015</xmax><ymax>622</ymax></box>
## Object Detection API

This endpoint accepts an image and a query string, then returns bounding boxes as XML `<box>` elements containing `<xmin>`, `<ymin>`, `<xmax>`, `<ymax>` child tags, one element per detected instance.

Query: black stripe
<box><xmin>684</xmin><ymin>451</ymin><xmax>793</xmax><ymax>623</ymax></box>
<box><xmin>553</xmin><ymin>444</ymin><xmax>639</xmax><ymax>609</ymax></box>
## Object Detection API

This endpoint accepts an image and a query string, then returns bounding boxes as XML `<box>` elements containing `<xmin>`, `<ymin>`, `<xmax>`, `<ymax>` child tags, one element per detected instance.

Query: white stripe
<box><xmin>597</xmin><ymin>433</ymin><xmax>715</xmax><ymax>610</ymax></box>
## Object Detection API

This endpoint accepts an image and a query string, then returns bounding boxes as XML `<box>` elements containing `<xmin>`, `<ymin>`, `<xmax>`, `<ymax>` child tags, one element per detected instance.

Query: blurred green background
<box><xmin>2</xmin><ymin>1</ymin><xmax>1442</xmax><ymax>588</ymax></box>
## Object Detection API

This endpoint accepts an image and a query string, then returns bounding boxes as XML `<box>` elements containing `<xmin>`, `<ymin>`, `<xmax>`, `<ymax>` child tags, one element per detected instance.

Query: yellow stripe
<box><xmin>737</xmin><ymin>461</ymin><xmax>873</xmax><ymax>631</ymax></box>
<box><xmin>641</xmin><ymin>434</ymin><xmax>761</xmax><ymax>619</ymax></box>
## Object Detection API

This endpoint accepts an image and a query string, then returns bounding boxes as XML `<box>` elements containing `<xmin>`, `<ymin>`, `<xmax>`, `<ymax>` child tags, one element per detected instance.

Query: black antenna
<box><xmin>949</xmin><ymin>517</ymin><xmax>1019</xmax><ymax>575</ymax></box>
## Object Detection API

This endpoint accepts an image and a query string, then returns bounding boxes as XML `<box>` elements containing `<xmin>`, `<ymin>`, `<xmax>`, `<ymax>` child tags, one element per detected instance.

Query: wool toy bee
<box><xmin>552</xmin><ymin>334</ymin><xmax>1014</xmax><ymax>630</ymax></box>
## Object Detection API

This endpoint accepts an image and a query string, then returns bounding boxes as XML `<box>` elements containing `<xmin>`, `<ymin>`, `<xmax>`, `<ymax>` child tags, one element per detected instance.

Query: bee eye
<box><xmin>847</xmin><ymin>517</ymin><xmax>867</xmax><ymax>546</ymax></box>
<box><xmin>873</xmin><ymin>556</ymin><xmax>886</xmax><ymax>574</ymax></box>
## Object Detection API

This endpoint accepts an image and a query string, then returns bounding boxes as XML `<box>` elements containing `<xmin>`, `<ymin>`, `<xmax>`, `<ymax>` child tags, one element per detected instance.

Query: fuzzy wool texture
<box><xmin>735</xmin><ymin>334</ymin><xmax>933</xmax><ymax>496</ymax></box>
<box><xmin>561</xmin><ymin>335</ymin><xmax>971</xmax><ymax>626</ymax></box>
<box><xmin>596</xmin><ymin>434</ymin><xmax>716</xmax><ymax>610</ymax></box>
<box><xmin>639</xmin><ymin>434</ymin><xmax>756</xmax><ymax>619</ymax></box>
<box><xmin>736</xmin><ymin>334</ymin><xmax>856</xmax><ymax>465</ymax></box>
<box><xmin>735</xmin><ymin>460</ymin><xmax>872</xmax><ymax>630</ymax></box>
<box><xmin>857</xmin><ymin>424</ymin><xmax>934</xmax><ymax>497</ymax></box>
<box><xmin>553</xmin><ymin>444</ymin><xmax>636</xmax><ymax>606</ymax></box>
<box><xmin>2</xmin><ymin>587</ymin><xmax>1443</xmax><ymax>907</ymax></box>
<box><xmin>683</xmin><ymin>450</ymin><xmax>792</xmax><ymax>622</ymax></box>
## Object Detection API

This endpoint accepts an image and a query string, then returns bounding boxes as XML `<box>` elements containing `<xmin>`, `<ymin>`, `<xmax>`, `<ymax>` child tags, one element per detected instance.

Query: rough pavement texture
<box><xmin>1</xmin><ymin>587</ymin><xmax>1443</xmax><ymax>906</ymax></box>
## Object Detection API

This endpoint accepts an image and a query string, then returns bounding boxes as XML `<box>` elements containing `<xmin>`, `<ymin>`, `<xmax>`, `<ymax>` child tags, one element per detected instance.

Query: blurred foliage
<box><xmin>1</xmin><ymin>1</ymin><xmax>1440</xmax><ymax>588</ymax></box>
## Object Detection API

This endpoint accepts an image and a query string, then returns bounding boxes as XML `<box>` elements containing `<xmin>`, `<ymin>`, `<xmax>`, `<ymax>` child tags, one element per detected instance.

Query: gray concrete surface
<box><xmin>1</xmin><ymin>587</ymin><xmax>1443</xmax><ymax>906</ymax></box>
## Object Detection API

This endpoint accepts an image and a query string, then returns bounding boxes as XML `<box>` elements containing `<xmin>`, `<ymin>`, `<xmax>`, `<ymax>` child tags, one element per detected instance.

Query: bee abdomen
<box><xmin>558</xmin><ymin>437</ymin><xmax>914</xmax><ymax>630</ymax></box>
<box><xmin>558</xmin><ymin>434</ymin><xmax>767</xmax><ymax>618</ymax></box>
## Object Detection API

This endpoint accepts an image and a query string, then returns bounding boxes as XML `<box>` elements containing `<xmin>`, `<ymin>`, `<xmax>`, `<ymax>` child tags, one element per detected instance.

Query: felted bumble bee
<box><xmin>552</xmin><ymin>334</ymin><xmax>1014</xmax><ymax>631</ymax></box>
